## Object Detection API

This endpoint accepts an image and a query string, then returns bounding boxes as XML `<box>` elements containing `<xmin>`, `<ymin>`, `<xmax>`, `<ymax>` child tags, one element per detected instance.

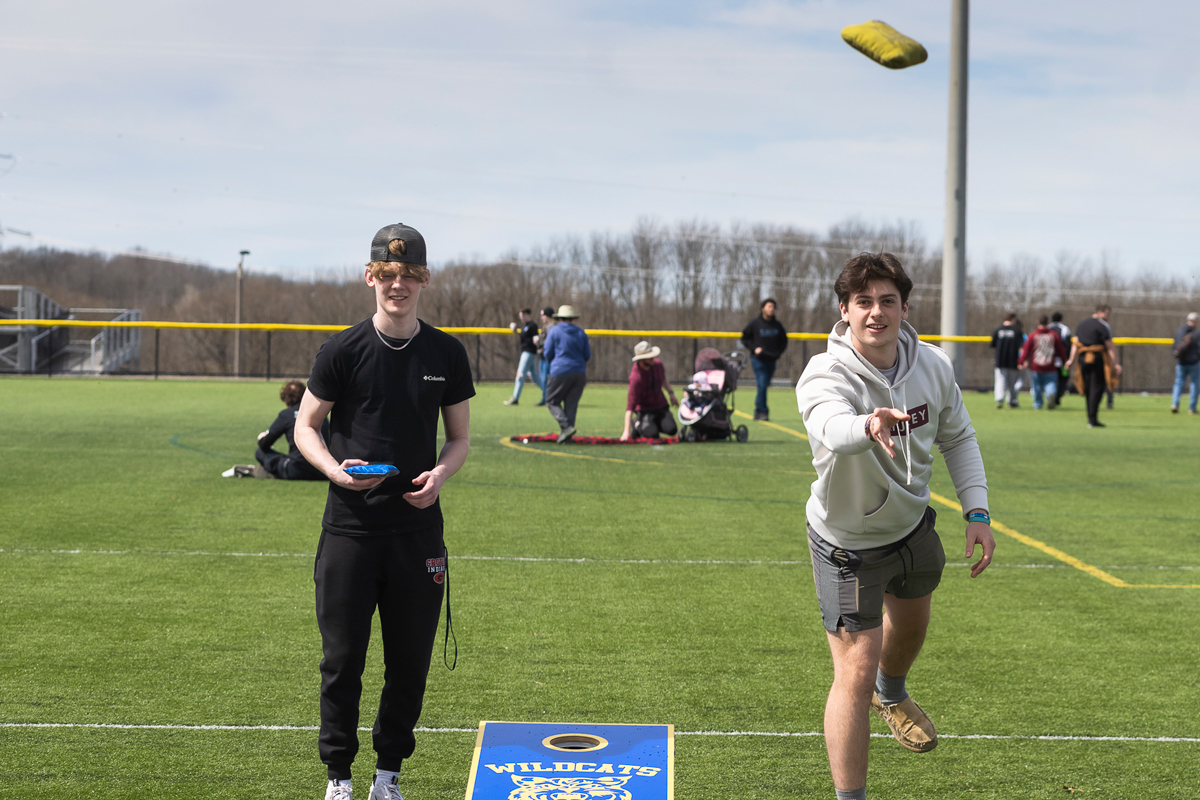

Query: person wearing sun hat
<box><xmin>541</xmin><ymin>304</ymin><xmax>590</xmax><ymax>443</ymax></box>
<box><xmin>620</xmin><ymin>341</ymin><xmax>679</xmax><ymax>440</ymax></box>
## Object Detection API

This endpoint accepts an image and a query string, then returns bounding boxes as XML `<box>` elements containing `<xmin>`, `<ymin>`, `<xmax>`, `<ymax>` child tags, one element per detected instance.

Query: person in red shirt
<box><xmin>1017</xmin><ymin>315</ymin><xmax>1068</xmax><ymax>409</ymax></box>
<box><xmin>619</xmin><ymin>341</ymin><xmax>680</xmax><ymax>440</ymax></box>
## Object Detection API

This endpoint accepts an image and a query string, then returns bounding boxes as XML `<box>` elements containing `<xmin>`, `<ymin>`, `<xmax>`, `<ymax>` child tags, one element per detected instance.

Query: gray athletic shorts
<box><xmin>807</xmin><ymin>507</ymin><xmax>945</xmax><ymax>633</ymax></box>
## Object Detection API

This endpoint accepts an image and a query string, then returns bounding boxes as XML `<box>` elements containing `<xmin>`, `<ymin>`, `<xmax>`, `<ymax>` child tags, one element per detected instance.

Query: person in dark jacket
<box><xmin>989</xmin><ymin>313</ymin><xmax>1025</xmax><ymax>408</ymax></box>
<box><xmin>222</xmin><ymin>380</ymin><xmax>330</xmax><ymax>479</ymax></box>
<box><xmin>741</xmin><ymin>298</ymin><xmax>788</xmax><ymax>420</ymax></box>
<box><xmin>1171</xmin><ymin>312</ymin><xmax>1200</xmax><ymax>414</ymax></box>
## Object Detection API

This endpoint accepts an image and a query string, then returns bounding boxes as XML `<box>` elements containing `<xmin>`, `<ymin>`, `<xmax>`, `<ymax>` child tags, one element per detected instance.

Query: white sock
<box><xmin>374</xmin><ymin>770</ymin><xmax>400</xmax><ymax>786</ymax></box>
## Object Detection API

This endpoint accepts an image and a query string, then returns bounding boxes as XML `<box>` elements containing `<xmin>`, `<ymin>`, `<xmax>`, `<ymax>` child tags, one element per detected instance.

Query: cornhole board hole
<box><xmin>465</xmin><ymin>721</ymin><xmax>674</xmax><ymax>799</ymax></box>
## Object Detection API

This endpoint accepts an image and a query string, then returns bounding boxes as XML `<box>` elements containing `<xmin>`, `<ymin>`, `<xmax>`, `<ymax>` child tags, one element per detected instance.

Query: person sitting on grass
<box><xmin>619</xmin><ymin>340</ymin><xmax>679</xmax><ymax>440</ymax></box>
<box><xmin>221</xmin><ymin>379</ymin><xmax>329</xmax><ymax>479</ymax></box>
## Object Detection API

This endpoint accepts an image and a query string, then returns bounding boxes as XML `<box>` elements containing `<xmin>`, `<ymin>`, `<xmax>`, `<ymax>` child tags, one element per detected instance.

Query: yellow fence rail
<box><xmin>0</xmin><ymin>319</ymin><xmax>1174</xmax><ymax>346</ymax></box>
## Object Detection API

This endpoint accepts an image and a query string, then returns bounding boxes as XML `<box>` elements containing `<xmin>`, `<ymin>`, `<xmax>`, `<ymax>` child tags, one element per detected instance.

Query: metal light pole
<box><xmin>940</xmin><ymin>0</ymin><xmax>969</xmax><ymax>384</ymax></box>
<box><xmin>234</xmin><ymin>249</ymin><xmax>249</xmax><ymax>376</ymax></box>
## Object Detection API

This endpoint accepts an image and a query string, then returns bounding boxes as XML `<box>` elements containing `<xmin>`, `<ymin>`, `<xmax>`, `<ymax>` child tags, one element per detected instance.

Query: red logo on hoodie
<box><xmin>889</xmin><ymin>404</ymin><xmax>929</xmax><ymax>437</ymax></box>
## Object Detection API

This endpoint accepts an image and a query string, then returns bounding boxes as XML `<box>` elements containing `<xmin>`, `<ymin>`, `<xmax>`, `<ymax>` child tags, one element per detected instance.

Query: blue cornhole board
<box><xmin>465</xmin><ymin>721</ymin><xmax>674</xmax><ymax>799</ymax></box>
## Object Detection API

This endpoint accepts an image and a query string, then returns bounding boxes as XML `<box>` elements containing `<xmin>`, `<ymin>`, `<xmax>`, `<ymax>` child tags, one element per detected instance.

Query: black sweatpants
<box><xmin>256</xmin><ymin>447</ymin><xmax>324</xmax><ymax>480</ymax></box>
<box><xmin>1081</xmin><ymin>359</ymin><xmax>1107</xmax><ymax>425</ymax></box>
<box><xmin>314</xmin><ymin>526</ymin><xmax>446</xmax><ymax>781</ymax></box>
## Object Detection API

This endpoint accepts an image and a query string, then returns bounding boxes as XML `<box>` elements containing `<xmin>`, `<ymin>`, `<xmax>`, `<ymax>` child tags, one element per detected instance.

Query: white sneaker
<box><xmin>368</xmin><ymin>774</ymin><xmax>404</xmax><ymax>800</ymax></box>
<box><xmin>325</xmin><ymin>779</ymin><xmax>353</xmax><ymax>800</ymax></box>
<box><xmin>221</xmin><ymin>466</ymin><xmax>237</xmax><ymax>477</ymax></box>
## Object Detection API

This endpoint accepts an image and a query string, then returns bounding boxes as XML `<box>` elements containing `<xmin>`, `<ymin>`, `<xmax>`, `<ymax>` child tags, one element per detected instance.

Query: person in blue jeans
<box><xmin>1171</xmin><ymin>312</ymin><xmax>1200</xmax><ymax>414</ymax></box>
<box><xmin>1017</xmin><ymin>316</ymin><xmax>1067</xmax><ymax>410</ymax></box>
<box><xmin>535</xmin><ymin>306</ymin><xmax>555</xmax><ymax>406</ymax></box>
<box><xmin>504</xmin><ymin>308</ymin><xmax>541</xmax><ymax>405</ymax></box>
<box><xmin>741</xmin><ymin>298</ymin><xmax>789</xmax><ymax>420</ymax></box>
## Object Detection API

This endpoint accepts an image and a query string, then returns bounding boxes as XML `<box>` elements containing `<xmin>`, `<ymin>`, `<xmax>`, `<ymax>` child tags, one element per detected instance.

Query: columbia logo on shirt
<box><xmin>423</xmin><ymin>375</ymin><xmax>446</xmax><ymax>381</ymax></box>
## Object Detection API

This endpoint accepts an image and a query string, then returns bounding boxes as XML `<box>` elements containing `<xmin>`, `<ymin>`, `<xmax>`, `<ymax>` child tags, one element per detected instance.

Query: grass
<box><xmin>1</xmin><ymin>376</ymin><xmax>1198</xmax><ymax>798</ymax></box>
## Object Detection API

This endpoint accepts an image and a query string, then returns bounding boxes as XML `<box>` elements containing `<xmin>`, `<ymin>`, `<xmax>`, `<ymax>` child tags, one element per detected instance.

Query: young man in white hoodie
<box><xmin>795</xmin><ymin>253</ymin><xmax>995</xmax><ymax>800</ymax></box>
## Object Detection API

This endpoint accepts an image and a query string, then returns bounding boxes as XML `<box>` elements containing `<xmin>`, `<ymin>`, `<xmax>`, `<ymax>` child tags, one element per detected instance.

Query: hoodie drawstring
<box><xmin>887</xmin><ymin>384</ymin><xmax>913</xmax><ymax>486</ymax></box>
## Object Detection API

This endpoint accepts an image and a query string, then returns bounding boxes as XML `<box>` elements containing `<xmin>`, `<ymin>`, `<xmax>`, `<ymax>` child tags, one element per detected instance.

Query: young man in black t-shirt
<box><xmin>504</xmin><ymin>308</ymin><xmax>541</xmax><ymax>405</ymax></box>
<box><xmin>295</xmin><ymin>223</ymin><xmax>475</xmax><ymax>800</ymax></box>
<box><xmin>1065</xmin><ymin>304</ymin><xmax>1122</xmax><ymax>428</ymax></box>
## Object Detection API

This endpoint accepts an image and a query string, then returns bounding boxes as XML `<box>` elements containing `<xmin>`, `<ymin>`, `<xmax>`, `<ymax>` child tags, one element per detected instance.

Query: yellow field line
<box><xmin>498</xmin><ymin>436</ymin><xmax>663</xmax><ymax>465</ymax></box>
<box><xmin>928</xmin><ymin>492</ymin><xmax>1199</xmax><ymax>589</ymax></box>
<box><xmin>732</xmin><ymin>409</ymin><xmax>809</xmax><ymax>440</ymax></box>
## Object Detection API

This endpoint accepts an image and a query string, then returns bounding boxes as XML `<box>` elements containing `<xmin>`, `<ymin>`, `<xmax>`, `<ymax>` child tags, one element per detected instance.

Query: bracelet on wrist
<box><xmin>864</xmin><ymin>414</ymin><xmax>875</xmax><ymax>442</ymax></box>
<box><xmin>966</xmin><ymin>510</ymin><xmax>990</xmax><ymax>525</ymax></box>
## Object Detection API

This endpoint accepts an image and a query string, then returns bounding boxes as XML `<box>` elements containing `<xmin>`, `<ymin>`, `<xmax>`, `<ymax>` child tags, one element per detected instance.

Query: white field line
<box><xmin>2</xmin><ymin>723</ymin><xmax>1197</xmax><ymax>743</ymax></box>
<box><xmin>1</xmin><ymin>548</ymin><xmax>1197</xmax><ymax>571</ymax></box>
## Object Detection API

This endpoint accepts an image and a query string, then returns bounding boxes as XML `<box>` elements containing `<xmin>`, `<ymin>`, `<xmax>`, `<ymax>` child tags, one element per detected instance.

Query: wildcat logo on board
<box><xmin>507</xmin><ymin>775</ymin><xmax>633</xmax><ymax>800</ymax></box>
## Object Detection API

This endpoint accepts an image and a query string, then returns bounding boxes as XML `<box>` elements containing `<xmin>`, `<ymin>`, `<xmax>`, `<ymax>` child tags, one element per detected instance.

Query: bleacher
<box><xmin>0</xmin><ymin>285</ymin><xmax>141</xmax><ymax>374</ymax></box>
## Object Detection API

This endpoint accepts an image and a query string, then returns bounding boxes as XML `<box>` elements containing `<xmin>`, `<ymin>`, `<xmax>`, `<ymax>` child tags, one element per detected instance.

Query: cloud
<box><xmin>0</xmin><ymin>0</ymin><xmax>1198</xmax><ymax>279</ymax></box>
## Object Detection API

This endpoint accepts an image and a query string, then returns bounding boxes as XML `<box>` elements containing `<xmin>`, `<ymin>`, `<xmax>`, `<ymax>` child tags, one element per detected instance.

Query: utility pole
<box><xmin>940</xmin><ymin>0</ymin><xmax>969</xmax><ymax>384</ymax></box>
<box><xmin>234</xmin><ymin>249</ymin><xmax>250</xmax><ymax>376</ymax></box>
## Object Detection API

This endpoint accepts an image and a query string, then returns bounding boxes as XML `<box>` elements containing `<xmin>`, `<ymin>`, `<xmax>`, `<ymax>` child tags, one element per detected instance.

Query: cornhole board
<box><xmin>465</xmin><ymin>721</ymin><xmax>674</xmax><ymax>799</ymax></box>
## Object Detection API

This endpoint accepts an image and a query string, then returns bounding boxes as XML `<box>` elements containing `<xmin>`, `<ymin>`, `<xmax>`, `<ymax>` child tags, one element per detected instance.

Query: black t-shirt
<box><xmin>307</xmin><ymin>318</ymin><xmax>476</xmax><ymax>536</ymax></box>
<box><xmin>1075</xmin><ymin>317</ymin><xmax>1111</xmax><ymax>347</ymax></box>
<box><xmin>518</xmin><ymin>322</ymin><xmax>538</xmax><ymax>354</ymax></box>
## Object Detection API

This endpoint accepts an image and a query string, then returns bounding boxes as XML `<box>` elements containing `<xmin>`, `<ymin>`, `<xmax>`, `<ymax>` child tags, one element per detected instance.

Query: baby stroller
<box><xmin>677</xmin><ymin>348</ymin><xmax>750</xmax><ymax>442</ymax></box>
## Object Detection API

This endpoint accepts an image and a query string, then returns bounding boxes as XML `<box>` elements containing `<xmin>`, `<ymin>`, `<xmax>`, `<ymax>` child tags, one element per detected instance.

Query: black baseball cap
<box><xmin>541</xmin><ymin>306</ymin><xmax>555</xmax><ymax>317</ymax></box>
<box><xmin>370</xmin><ymin>223</ymin><xmax>427</xmax><ymax>266</ymax></box>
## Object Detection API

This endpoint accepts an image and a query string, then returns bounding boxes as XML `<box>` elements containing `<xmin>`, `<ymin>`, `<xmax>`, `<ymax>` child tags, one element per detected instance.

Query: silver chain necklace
<box><xmin>374</xmin><ymin>319</ymin><xmax>421</xmax><ymax>351</ymax></box>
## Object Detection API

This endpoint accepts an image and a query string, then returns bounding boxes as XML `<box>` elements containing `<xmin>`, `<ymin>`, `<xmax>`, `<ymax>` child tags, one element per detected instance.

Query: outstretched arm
<box><xmin>403</xmin><ymin>399</ymin><xmax>471</xmax><ymax>509</ymax></box>
<box><xmin>865</xmin><ymin>407</ymin><xmax>912</xmax><ymax>459</ymax></box>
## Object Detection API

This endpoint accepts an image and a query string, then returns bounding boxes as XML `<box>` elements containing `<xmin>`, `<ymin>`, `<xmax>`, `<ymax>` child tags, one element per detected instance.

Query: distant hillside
<box><xmin>0</xmin><ymin>247</ymin><xmax>373</xmax><ymax>326</ymax></box>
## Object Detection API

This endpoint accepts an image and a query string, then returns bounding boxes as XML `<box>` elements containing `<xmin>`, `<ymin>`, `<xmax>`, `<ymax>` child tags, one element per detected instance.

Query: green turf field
<box><xmin>2</xmin><ymin>377</ymin><xmax>1198</xmax><ymax>799</ymax></box>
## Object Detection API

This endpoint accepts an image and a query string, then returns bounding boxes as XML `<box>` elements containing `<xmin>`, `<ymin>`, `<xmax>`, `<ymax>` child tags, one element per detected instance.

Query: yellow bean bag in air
<box><xmin>841</xmin><ymin>20</ymin><xmax>928</xmax><ymax>70</ymax></box>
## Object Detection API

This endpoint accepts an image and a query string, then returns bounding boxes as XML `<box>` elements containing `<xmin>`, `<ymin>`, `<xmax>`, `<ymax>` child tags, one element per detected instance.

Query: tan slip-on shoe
<box><xmin>870</xmin><ymin>692</ymin><xmax>938</xmax><ymax>752</ymax></box>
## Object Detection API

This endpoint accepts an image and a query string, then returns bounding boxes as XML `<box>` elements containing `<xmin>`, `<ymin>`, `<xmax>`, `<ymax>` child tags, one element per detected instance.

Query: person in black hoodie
<box><xmin>989</xmin><ymin>313</ymin><xmax>1024</xmax><ymax>409</ymax></box>
<box><xmin>223</xmin><ymin>380</ymin><xmax>331</xmax><ymax>479</ymax></box>
<box><xmin>1171</xmin><ymin>311</ymin><xmax>1200</xmax><ymax>414</ymax></box>
<box><xmin>741</xmin><ymin>298</ymin><xmax>789</xmax><ymax>420</ymax></box>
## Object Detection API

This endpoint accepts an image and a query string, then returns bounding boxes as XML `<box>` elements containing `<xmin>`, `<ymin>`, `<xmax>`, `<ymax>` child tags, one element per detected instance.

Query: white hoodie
<box><xmin>795</xmin><ymin>320</ymin><xmax>989</xmax><ymax>550</ymax></box>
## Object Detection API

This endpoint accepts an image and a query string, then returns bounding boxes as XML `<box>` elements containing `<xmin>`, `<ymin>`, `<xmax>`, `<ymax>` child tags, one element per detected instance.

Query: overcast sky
<box><xmin>1</xmin><ymin>0</ymin><xmax>1198</xmax><ymax>280</ymax></box>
